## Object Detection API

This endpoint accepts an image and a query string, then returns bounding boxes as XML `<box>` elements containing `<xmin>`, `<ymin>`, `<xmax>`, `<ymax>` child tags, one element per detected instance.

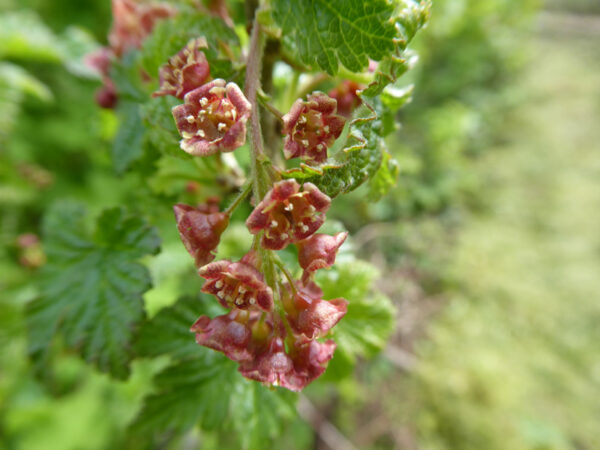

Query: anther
<box><xmin>200</xmin><ymin>97</ymin><xmax>208</xmax><ymax>106</ymax></box>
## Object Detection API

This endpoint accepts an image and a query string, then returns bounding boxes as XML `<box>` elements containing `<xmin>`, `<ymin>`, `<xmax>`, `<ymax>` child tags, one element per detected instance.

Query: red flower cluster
<box><xmin>246</xmin><ymin>180</ymin><xmax>331</xmax><ymax>250</ymax></box>
<box><xmin>86</xmin><ymin>0</ymin><xmax>175</xmax><ymax>108</ymax></box>
<box><xmin>191</xmin><ymin>243</ymin><xmax>347</xmax><ymax>390</ymax></box>
<box><xmin>175</xmin><ymin>178</ymin><xmax>348</xmax><ymax>390</ymax></box>
<box><xmin>282</xmin><ymin>92</ymin><xmax>346</xmax><ymax>164</ymax></box>
<box><xmin>153</xmin><ymin>37</ymin><xmax>211</xmax><ymax>99</ymax></box>
<box><xmin>109</xmin><ymin>0</ymin><xmax>176</xmax><ymax>58</ymax></box>
<box><xmin>172</xmin><ymin>79</ymin><xmax>251</xmax><ymax>156</ymax></box>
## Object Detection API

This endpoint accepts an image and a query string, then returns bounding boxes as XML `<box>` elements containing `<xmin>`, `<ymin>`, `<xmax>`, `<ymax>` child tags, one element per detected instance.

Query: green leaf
<box><xmin>26</xmin><ymin>203</ymin><xmax>160</xmax><ymax>380</ymax></box>
<box><xmin>113</xmin><ymin>101</ymin><xmax>145</xmax><ymax>174</ymax></box>
<box><xmin>135</xmin><ymin>295</ymin><xmax>223</xmax><ymax>360</ymax></box>
<box><xmin>141</xmin><ymin>11</ymin><xmax>240</xmax><ymax>83</ymax></box>
<box><xmin>272</xmin><ymin>0</ymin><xmax>397</xmax><ymax>75</ymax></box>
<box><xmin>368</xmin><ymin>149</ymin><xmax>400</xmax><ymax>201</ymax></box>
<box><xmin>317</xmin><ymin>259</ymin><xmax>395</xmax><ymax>362</ymax></box>
<box><xmin>130</xmin><ymin>296</ymin><xmax>296</xmax><ymax>445</ymax></box>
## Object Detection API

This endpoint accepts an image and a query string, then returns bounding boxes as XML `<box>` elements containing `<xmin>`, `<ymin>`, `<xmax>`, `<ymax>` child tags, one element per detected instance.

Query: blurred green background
<box><xmin>1</xmin><ymin>0</ymin><xmax>600</xmax><ymax>449</ymax></box>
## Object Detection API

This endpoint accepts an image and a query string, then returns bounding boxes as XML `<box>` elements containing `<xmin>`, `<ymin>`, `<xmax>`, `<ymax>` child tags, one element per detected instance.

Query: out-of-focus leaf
<box><xmin>113</xmin><ymin>101</ymin><xmax>145</xmax><ymax>174</ymax></box>
<box><xmin>368</xmin><ymin>150</ymin><xmax>400</xmax><ymax>201</ymax></box>
<box><xmin>317</xmin><ymin>259</ymin><xmax>395</xmax><ymax>365</ymax></box>
<box><xmin>25</xmin><ymin>203</ymin><xmax>160</xmax><ymax>380</ymax></box>
<box><xmin>0</xmin><ymin>10</ymin><xmax>62</xmax><ymax>62</ymax></box>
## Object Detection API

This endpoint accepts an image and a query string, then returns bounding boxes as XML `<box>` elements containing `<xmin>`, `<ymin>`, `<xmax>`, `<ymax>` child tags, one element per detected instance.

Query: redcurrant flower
<box><xmin>238</xmin><ymin>336</ymin><xmax>294</xmax><ymax>387</ymax></box>
<box><xmin>282</xmin><ymin>92</ymin><xmax>346</xmax><ymax>164</ymax></box>
<box><xmin>173</xmin><ymin>202</ymin><xmax>229</xmax><ymax>267</ymax></box>
<box><xmin>153</xmin><ymin>37</ymin><xmax>211</xmax><ymax>99</ymax></box>
<box><xmin>283</xmin><ymin>339</ymin><xmax>337</xmax><ymax>392</ymax></box>
<box><xmin>109</xmin><ymin>0</ymin><xmax>176</xmax><ymax>57</ymax></box>
<box><xmin>191</xmin><ymin>309</ymin><xmax>254</xmax><ymax>362</ymax></box>
<box><xmin>282</xmin><ymin>280</ymin><xmax>348</xmax><ymax>339</ymax></box>
<box><xmin>199</xmin><ymin>252</ymin><xmax>273</xmax><ymax>311</ymax></box>
<box><xmin>297</xmin><ymin>232</ymin><xmax>348</xmax><ymax>273</ymax></box>
<box><xmin>246</xmin><ymin>179</ymin><xmax>331</xmax><ymax>250</ymax></box>
<box><xmin>172</xmin><ymin>79</ymin><xmax>251</xmax><ymax>156</ymax></box>
<box><xmin>328</xmin><ymin>80</ymin><xmax>363</xmax><ymax>118</ymax></box>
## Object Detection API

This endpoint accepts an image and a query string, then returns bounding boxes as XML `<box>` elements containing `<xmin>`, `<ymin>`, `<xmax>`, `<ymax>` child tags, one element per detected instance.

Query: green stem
<box><xmin>224</xmin><ymin>182</ymin><xmax>252</xmax><ymax>215</ymax></box>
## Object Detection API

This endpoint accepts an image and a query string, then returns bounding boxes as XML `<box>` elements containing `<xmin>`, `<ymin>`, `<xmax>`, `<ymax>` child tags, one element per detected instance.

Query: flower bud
<box><xmin>283</xmin><ymin>280</ymin><xmax>347</xmax><ymax>339</ymax></box>
<box><xmin>246</xmin><ymin>179</ymin><xmax>331</xmax><ymax>250</ymax></box>
<box><xmin>153</xmin><ymin>38</ymin><xmax>211</xmax><ymax>99</ymax></box>
<box><xmin>191</xmin><ymin>310</ymin><xmax>253</xmax><ymax>362</ymax></box>
<box><xmin>172</xmin><ymin>79</ymin><xmax>251</xmax><ymax>156</ymax></box>
<box><xmin>283</xmin><ymin>92</ymin><xmax>346</xmax><ymax>164</ymax></box>
<box><xmin>173</xmin><ymin>203</ymin><xmax>229</xmax><ymax>267</ymax></box>
<box><xmin>328</xmin><ymin>80</ymin><xmax>363</xmax><ymax>118</ymax></box>
<box><xmin>297</xmin><ymin>232</ymin><xmax>348</xmax><ymax>273</ymax></box>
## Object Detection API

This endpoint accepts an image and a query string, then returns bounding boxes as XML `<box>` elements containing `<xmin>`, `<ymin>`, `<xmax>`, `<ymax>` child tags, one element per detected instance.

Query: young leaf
<box><xmin>25</xmin><ymin>202</ymin><xmax>160</xmax><ymax>380</ymax></box>
<box><xmin>272</xmin><ymin>0</ymin><xmax>397</xmax><ymax>75</ymax></box>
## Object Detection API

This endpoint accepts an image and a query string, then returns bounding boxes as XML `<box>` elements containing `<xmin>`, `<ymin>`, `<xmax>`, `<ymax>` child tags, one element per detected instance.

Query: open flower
<box><xmin>199</xmin><ymin>252</ymin><xmax>273</xmax><ymax>311</ymax></box>
<box><xmin>172</xmin><ymin>79</ymin><xmax>251</xmax><ymax>156</ymax></box>
<box><xmin>239</xmin><ymin>335</ymin><xmax>337</xmax><ymax>392</ymax></box>
<box><xmin>173</xmin><ymin>202</ymin><xmax>229</xmax><ymax>267</ymax></box>
<box><xmin>282</xmin><ymin>339</ymin><xmax>337</xmax><ymax>391</ymax></box>
<box><xmin>297</xmin><ymin>232</ymin><xmax>348</xmax><ymax>273</ymax></box>
<box><xmin>283</xmin><ymin>92</ymin><xmax>346</xmax><ymax>164</ymax></box>
<box><xmin>153</xmin><ymin>37</ymin><xmax>211</xmax><ymax>99</ymax></box>
<box><xmin>246</xmin><ymin>179</ymin><xmax>331</xmax><ymax>250</ymax></box>
<box><xmin>282</xmin><ymin>280</ymin><xmax>348</xmax><ymax>339</ymax></box>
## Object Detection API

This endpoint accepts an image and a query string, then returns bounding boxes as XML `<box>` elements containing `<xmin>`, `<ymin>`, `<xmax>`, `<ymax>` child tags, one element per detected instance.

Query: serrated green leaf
<box><xmin>272</xmin><ymin>0</ymin><xmax>397</xmax><ymax>75</ymax></box>
<box><xmin>141</xmin><ymin>12</ymin><xmax>240</xmax><ymax>83</ymax></box>
<box><xmin>130</xmin><ymin>296</ymin><xmax>297</xmax><ymax>445</ymax></box>
<box><xmin>25</xmin><ymin>203</ymin><xmax>160</xmax><ymax>380</ymax></box>
<box><xmin>113</xmin><ymin>101</ymin><xmax>145</xmax><ymax>174</ymax></box>
<box><xmin>317</xmin><ymin>259</ymin><xmax>395</xmax><ymax>362</ymax></box>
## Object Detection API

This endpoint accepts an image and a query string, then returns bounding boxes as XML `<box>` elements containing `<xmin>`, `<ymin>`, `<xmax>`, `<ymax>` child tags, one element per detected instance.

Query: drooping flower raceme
<box><xmin>282</xmin><ymin>92</ymin><xmax>346</xmax><ymax>164</ymax></box>
<box><xmin>246</xmin><ymin>179</ymin><xmax>331</xmax><ymax>250</ymax></box>
<box><xmin>172</xmin><ymin>79</ymin><xmax>251</xmax><ymax>156</ymax></box>
<box><xmin>153</xmin><ymin>37</ymin><xmax>211</xmax><ymax>99</ymax></box>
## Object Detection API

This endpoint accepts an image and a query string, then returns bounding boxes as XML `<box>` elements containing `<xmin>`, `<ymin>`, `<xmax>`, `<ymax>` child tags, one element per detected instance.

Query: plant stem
<box><xmin>224</xmin><ymin>182</ymin><xmax>252</xmax><ymax>215</ymax></box>
<box><xmin>244</xmin><ymin>10</ymin><xmax>270</xmax><ymax>202</ymax></box>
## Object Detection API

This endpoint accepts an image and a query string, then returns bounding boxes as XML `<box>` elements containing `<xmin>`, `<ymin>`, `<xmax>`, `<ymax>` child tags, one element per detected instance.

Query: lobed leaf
<box><xmin>26</xmin><ymin>203</ymin><xmax>160</xmax><ymax>380</ymax></box>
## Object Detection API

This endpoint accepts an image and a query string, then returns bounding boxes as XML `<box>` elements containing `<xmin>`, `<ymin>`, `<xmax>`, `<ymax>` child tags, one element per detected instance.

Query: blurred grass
<box><xmin>398</xmin><ymin>24</ymin><xmax>600</xmax><ymax>449</ymax></box>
